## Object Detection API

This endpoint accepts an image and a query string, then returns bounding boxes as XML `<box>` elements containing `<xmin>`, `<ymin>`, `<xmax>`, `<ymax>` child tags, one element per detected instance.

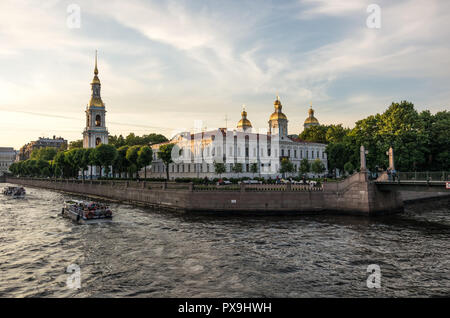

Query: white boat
<box><xmin>62</xmin><ymin>200</ymin><xmax>113</xmax><ymax>224</ymax></box>
<box><xmin>2</xmin><ymin>186</ymin><xmax>26</xmax><ymax>199</ymax></box>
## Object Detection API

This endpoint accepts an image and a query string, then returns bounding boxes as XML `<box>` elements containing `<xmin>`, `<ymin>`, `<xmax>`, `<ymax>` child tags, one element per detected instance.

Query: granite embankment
<box><xmin>6</xmin><ymin>173</ymin><xmax>407</xmax><ymax>215</ymax></box>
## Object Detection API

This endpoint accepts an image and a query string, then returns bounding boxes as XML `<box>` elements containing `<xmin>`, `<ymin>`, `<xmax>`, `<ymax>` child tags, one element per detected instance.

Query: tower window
<box><xmin>95</xmin><ymin>115</ymin><xmax>101</xmax><ymax>127</ymax></box>
<box><xmin>96</xmin><ymin>138</ymin><xmax>102</xmax><ymax>146</ymax></box>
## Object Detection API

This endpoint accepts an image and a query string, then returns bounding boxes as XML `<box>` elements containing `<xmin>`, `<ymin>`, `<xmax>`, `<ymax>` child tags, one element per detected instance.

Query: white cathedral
<box><xmin>80</xmin><ymin>52</ymin><xmax>327</xmax><ymax>180</ymax></box>
<box><xmin>147</xmin><ymin>97</ymin><xmax>328</xmax><ymax>180</ymax></box>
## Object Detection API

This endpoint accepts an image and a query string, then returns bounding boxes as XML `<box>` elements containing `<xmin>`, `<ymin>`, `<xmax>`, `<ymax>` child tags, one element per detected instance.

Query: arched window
<box><xmin>95</xmin><ymin>115</ymin><xmax>101</xmax><ymax>127</ymax></box>
<box><xmin>96</xmin><ymin>138</ymin><xmax>102</xmax><ymax>146</ymax></box>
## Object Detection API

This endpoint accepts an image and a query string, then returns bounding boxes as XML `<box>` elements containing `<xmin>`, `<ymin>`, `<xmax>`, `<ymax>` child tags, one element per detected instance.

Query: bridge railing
<box><xmin>398</xmin><ymin>171</ymin><xmax>448</xmax><ymax>182</ymax></box>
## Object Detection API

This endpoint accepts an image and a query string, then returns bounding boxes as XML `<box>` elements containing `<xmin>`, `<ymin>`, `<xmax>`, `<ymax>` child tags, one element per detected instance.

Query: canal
<box><xmin>0</xmin><ymin>184</ymin><xmax>449</xmax><ymax>297</ymax></box>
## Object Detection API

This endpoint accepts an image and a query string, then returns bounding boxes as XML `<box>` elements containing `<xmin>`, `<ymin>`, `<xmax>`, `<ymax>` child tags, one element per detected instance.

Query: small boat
<box><xmin>2</xmin><ymin>186</ymin><xmax>26</xmax><ymax>199</ymax></box>
<box><xmin>62</xmin><ymin>200</ymin><xmax>113</xmax><ymax>224</ymax></box>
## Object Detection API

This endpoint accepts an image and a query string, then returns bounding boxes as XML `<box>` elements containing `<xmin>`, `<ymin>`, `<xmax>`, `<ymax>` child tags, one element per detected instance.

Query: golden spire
<box><xmin>89</xmin><ymin>50</ymin><xmax>104</xmax><ymax>107</ymax></box>
<box><xmin>94</xmin><ymin>50</ymin><xmax>98</xmax><ymax>75</ymax></box>
<box><xmin>91</xmin><ymin>50</ymin><xmax>101</xmax><ymax>85</ymax></box>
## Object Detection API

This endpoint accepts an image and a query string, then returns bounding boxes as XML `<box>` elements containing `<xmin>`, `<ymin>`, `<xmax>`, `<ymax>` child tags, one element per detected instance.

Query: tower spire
<box><xmin>94</xmin><ymin>50</ymin><xmax>98</xmax><ymax>75</ymax></box>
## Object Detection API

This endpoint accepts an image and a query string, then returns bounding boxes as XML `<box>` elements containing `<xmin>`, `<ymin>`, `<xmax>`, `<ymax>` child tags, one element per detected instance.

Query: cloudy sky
<box><xmin>1</xmin><ymin>0</ymin><xmax>449</xmax><ymax>149</ymax></box>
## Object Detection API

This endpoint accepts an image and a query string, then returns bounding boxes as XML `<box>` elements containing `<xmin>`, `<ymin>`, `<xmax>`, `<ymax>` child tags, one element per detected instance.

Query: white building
<box><xmin>82</xmin><ymin>51</ymin><xmax>109</xmax><ymax>177</ymax></box>
<box><xmin>146</xmin><ymin>97</ymin><xmax>328</xmax><ymax>180</ymax></box>
<box><xmin>0</xmin><ymin>147</ymin><xmax>17</xmax><ymax>176</ymax></box>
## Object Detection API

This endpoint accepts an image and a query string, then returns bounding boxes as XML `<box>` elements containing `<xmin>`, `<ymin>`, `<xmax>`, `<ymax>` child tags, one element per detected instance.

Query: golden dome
<box><xmin>304</xmin><ymin>116</ymin><xmax>319</xmax><ymax>124</ymax></box>
<box><xmin>237</xmin><ymin>118</ymin><xmax>252</xmax><ymax>128</ymax></box>
<box><xmin>89</xmin><ymin>96</ymin><xmax>104</xmax><ymax>107</ymax></box>
<box><xmin>269</xmin><ymin>111</ymin><xmax>287</xmax><ymax>121</ymax></box>
<box><xmin>304</xmin><ymin>106</ymin><xmax>319</xmax><ymax>125</ymax></box>
<box><xmin>269</xmin><ymin>96</ymin><xmax>287</xmax><ymax>121</ymax></box>
<box><xmin>237</xmin><ymin>109</ymin><xmax>252</xmax><ymax>128</ymax></box>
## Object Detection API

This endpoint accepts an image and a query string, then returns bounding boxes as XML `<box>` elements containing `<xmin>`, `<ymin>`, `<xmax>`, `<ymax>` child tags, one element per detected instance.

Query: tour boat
<box><xmin>2</xmin><ymin>186</ymin><xmax>26</xmax><ymax>199</ymax></box>
<box><xmin>62</xmin><ymin>200</ymin><xmax>113</xmax><ymax>224</ymax></box>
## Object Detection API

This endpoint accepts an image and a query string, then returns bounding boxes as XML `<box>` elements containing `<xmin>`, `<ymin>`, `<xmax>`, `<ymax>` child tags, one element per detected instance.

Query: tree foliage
<box><xmin>109</xmin><ymin>133</ymin><xmax>168</xmax><ymax>148</ymax></box>
<box><xmin>157</xmin><ymin>143</ymin><xmax>175</xmax><ymax>180</ymax></box>
<box><xmin>30</xmin><ymin>147</ymin><xmax>58</xmax><ymax>161</ymax></box>
<box><xmin>325</xmin><ymin>101</ymin><xmax>449</xmax><ymax>172</ymax></box>
<box><xmin>311</xmin><ymin>159</ymin><xmax>326</xmax><ymax>175</ymax></box>
<box><xmin>299</xmin><ymin>158</ymin><xmax>310</xmax><ymax>175</ymax></box>
<box><xmin>213</xmin><ymin>161</ymin><xmax>226</xmax><ymax>176</ymax></box>
<box><xmin>279</xmin><ymin>158</ymin><xmax>295</xmax><ymax>175</ymax></box>
<box><xmin>68</xmin><ymin>140</ymin><xmax>83</xmax><ymax>150</ymax></box>
<box><xmin>137</xmin><ymin>146</ymin><xmax>153</xmax><ymax>179</ymax></box>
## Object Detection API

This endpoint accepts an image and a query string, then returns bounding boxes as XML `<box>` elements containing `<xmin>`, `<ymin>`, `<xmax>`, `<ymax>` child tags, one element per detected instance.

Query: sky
<box><xmin>0</xmin><ymin>0</ymin><xmax>449</xmax><ymax>149</ymax></box>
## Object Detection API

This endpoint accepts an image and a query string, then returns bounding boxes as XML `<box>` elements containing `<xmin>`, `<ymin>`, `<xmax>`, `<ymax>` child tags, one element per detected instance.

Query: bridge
<box><xmin>374</xmin><ymin>171</ymin><xmax>449</xmax><ymax>193</ymax></box>
<box><xmin>356</xmin><ymin>145</ymin><xmax>449</xmax><ymax>194</ymax></box>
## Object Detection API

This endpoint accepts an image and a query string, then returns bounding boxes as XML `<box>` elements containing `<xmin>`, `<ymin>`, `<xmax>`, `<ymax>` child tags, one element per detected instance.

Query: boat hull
<box><xmin>62</xmin><ymin>207</ymin><xmax>112</xmax><ymax>224</ymax></box>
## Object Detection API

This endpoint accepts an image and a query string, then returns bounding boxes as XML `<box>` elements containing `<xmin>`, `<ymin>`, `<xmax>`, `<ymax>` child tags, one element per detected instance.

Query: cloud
<box><xmin>299</xmin><ymin>0</ymin><xmax>367</xmax><ymax>19</ymax></box>
<box><xmin>1</xmin><ymin>0</ymin><xmax>449</xmax><ymax>149</ymax></box>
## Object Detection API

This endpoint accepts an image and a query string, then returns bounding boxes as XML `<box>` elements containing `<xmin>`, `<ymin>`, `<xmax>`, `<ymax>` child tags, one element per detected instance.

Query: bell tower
<box><xmin>268</xmin><ymin>96</ymin><xmax>288</xmax><ymax>138</ymax></box>
<box><xmin>83</xmin><ymin>51</ymin><xmax>109</xmax><ymax>149</ymax></box>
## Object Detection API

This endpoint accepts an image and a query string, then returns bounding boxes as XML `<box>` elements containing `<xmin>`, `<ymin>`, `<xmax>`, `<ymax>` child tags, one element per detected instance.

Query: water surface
<box><xmin>0</xmin><ymin>184</ymin><xmax>449</xmax><ymax>297</ymax></box>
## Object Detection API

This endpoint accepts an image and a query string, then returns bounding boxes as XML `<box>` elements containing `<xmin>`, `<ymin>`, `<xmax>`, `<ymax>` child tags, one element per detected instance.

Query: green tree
<box><xmin>213</xmin><ymin>161</ymin><xmax>226</xmax><ymax>177</ymax></box>
<box><xmin>279</xmin><ymin>158</ymin><xmax>295</xmax><ymax>177</ymax></box>
<box><xmin>326</xmin><ymin>124</ymin><xmax>350</xmax><ymax>143</ymax></box>
<box><xmin>344</xmin><ymin>161</ymin><xmax>354</xmax><ymax>175</ymax></box>
<box><xmin>113</xmin><ymin>146</ymin><xmax>130</xmax><ymax>178</ymax></box>
<box><xmin>137</xmin><ymin>146</ymin><xmax>153</xmax><ymax>179</ymax></box>
<box><xmin>68</xmin><ymin>140</ymin><xmax>83</xmax><ymax>150</ymax></box>
<box><xmin>54</xmin><ymin>152</ymin><xmax>67</xmax><ymax>178</ymax></box>
<box><xmin>231</xmin><ymin>163</ymin><xmax>243</xmax><ymax>177</ymax></box>
<box><xmin>84</xmin><ymin>148</ymin><xmax>96</xmax><ymax>179</ymax></box>
<box><xmin>326</xmin><ymin>142</ymin><xmax>350</xmax><ymax>175</ymax></box>
<box><xmin>94</xmin><ymin>144</ymin><xmax>118</xmax><ymax>178</ymax></box>
<box><xmin>65</xmin><ymin>149</ymin><xmax>82</xmax><ymax>178</ymax></box>
<box><xmin>36</xmin><ymin>159</ymin><xmax>51</xmax><ymax>177</ymax></box>
<box><xmin>419</xmin><ymin>110</ymin><xmax>450</xmax><ymax>170</ymax></box>
<box><xmin>30</xmin><ymin>147</ymin><xmax>58</xmax><ymax>161</ymax></box>
<box><xmin>109</xmin><ymin>134</ymin><xmax>126</xmax><ymax>148</ymax></box>
<box><xmin>126</xmin><ymin>145</ymin><xmax>141</xmax><ymax>179</ymax></box>
<box><xmin>157</xmin><ymin>144</ymin><xmax>175</xmax><ymax>180</ymax></box>
<box><xmin>299</xmin><ymin>158</ymin><xmax>310</xmax><ymax>176</ymax></box>
<box><xmin>299</xmin><ymin>125</ymin><xmax>328</xmax><ymax>143</ymax></box>
<box><xmin>311</xmin><ymin>159</ymin><xmax>325</xmax><ymax>175</ymax></box>
<box><xmin>250</xmin><ymin>163</ymin><xmax>258</xmax><ymax>174</ymax></box>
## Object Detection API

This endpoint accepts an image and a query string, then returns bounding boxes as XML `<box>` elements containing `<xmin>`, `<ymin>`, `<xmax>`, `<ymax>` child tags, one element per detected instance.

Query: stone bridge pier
<box><xmin>323</xmin><ymin>171</ymin><xmax>404</xmax><ymax>215</ymax></box>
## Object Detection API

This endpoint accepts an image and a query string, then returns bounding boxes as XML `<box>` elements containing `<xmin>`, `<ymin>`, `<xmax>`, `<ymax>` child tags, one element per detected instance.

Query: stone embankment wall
<box><xmin>6</xmin><ymin>173</ymin><xmax>404</xmax><ymax>215</ymax></box>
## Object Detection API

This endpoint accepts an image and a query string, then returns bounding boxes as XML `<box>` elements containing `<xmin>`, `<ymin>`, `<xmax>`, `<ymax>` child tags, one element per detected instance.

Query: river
<box><xmin>0</xmin><ymin>184</ymin><xmax>449</xmax><ymax>297</ymax></box>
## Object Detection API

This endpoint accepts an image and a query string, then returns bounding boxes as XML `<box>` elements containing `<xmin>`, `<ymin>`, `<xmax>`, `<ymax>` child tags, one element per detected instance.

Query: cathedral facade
<box><xmin>146</xmin><ymin>97</ymin><xmax>327</xmax><ymax>180</ymax></box>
